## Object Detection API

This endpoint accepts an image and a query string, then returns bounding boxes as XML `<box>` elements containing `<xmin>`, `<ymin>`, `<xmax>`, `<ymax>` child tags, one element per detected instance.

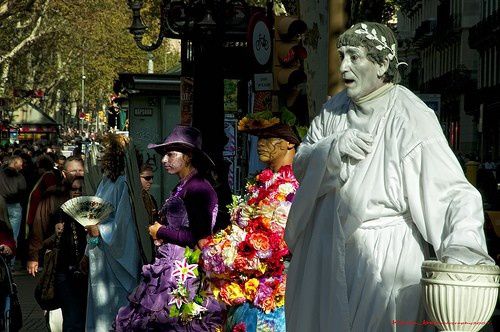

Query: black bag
<box><xmin>6</xmin><ymin>283</ymin><xmax>23</xmax><ymax>331</ymax></box>
<box><xmin>34</xmin><ymin>248</ymin><xmax>60</xmax><ymax>310</ymax></box>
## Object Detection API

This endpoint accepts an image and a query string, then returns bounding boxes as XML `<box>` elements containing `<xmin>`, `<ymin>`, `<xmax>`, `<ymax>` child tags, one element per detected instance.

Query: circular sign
<box><xmin>248</xmin><ymin>13</ymin><xmax>272</xmax><ymax>67</ymax></box>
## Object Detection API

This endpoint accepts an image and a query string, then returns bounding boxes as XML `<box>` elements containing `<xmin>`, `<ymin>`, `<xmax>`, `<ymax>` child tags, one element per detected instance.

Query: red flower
<box><xmin>247</xmin><ymin>217</ymin><xmax>269</xmax><ymax>233</ymax></box>
<box><xmin>233</xmin><ymin>322</ymin><xmax>247</xmax><ymax>332</ymax></box>
<box><xmin>257</xmin><ymin>168</ymin><xmax>274</xmax><ymax>182</ymax></box>
<box><xmin>238</xmin><ymin>241</ymin><xmax>256</xmax><ymax>259</ymax></box>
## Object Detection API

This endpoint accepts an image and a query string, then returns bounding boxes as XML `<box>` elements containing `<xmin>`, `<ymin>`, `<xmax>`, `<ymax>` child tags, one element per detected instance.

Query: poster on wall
<box><xmin>224</xmin><ymin>80</ymin><xmax>239</xmax><ymax>112</ymax></box>
<box><xmin>252</xmin><ymin>91</ymin><xmax>272</xmax><ymax>113</ymax></box>
<box><xmin>180</xmin><ymin>77</ymin><xmax>194</xmax><ymax>125</ymax></box>
<box><xmin>224</xmin><ymin>114</ymin><xmax>239</xmax><ymax>192</ymax></box>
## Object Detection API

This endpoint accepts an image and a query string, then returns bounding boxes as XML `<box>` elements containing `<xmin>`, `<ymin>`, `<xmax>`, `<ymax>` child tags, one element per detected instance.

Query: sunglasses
<box><xmin>141</xmin><ymin>176</ymin><xmax>154</xmax><ymax>181</ymax></box>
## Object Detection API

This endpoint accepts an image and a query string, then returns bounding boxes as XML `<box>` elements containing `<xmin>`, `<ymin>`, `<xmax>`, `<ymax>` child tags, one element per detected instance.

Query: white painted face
<box><xmin>338</xmin><ymin>45</ymin><xmax>387</xmax><ymax>101</ymax></box>
<box><xmin>161</xmin><ymin>151</ymin><xmax>189</xmax><ymax>175</ymax></box>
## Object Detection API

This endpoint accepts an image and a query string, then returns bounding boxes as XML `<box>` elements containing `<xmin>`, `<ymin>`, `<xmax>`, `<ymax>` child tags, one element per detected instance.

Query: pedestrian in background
<box><xmin>0</xmin><ymin>155</ymin><xmax>26</xmax><ymax>269</ymax></box>
<box><xmin>138</xmin><ymin>164</ymin><xmax>158</xmax><ymax>225</ymax></box>
<box><xmin>51</xmin><ymin>176</ymin><xmax>88</xmax><ymax>332</ymax></box>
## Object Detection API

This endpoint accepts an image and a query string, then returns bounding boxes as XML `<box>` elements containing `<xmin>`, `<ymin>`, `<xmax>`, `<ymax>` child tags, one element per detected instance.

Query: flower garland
<box><xmin>168</xmin><ymin>247</ymin><xmax>210</xmax><ymax>322</ymax></box>
<box><xmin>200</xmin><ymin>165</ymin><xmax>298</xmax><ymax>313</ymax></box>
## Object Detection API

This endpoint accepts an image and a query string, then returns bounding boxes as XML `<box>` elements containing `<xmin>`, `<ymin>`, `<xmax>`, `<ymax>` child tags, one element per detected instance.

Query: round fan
<box><xmin>61</xmin><ymin>196</ymin><xmax>114</xmax><ymax>227</ymax></box>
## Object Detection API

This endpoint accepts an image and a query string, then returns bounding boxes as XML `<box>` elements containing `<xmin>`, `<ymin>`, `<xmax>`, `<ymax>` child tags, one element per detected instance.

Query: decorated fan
<box><xmin>61</xmin><ymin>196</ymin><xmax>114</xmax><ymax>227</ymax></box>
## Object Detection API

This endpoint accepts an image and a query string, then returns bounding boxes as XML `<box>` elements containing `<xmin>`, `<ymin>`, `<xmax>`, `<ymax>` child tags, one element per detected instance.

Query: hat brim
<box><xmin>241</xmin><ymin>124</ymin><xmax>301</xmax><ymax>145</ymax></box>
<box><xmin>147</xmin><ymin>142</ymin><xmax>215</xmax><ymax>167</ymax></box>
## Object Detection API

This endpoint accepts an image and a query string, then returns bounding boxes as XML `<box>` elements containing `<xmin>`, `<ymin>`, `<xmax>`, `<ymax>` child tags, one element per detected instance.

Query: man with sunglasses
<box><xmin>139</xmin><ymin>164</ymin><xmax>158</xmax><ymax>225</ymax></box>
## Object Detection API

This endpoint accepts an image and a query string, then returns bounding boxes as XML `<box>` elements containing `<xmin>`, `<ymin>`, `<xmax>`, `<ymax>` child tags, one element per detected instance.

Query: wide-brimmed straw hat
<box><xmin>238</xmin><ymin>116</ymin><xmax>301</xmax><ymax>145</ymax></box>
<box><xmin>147</xmin><ymin>125</ymin><xmax>214</xmax><ymax>167</ymax></box>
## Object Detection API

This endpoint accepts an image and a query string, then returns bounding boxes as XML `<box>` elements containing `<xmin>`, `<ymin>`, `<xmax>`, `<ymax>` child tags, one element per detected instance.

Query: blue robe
<box><xmin>86</xmin><ymin>175</ymin><xmax>141</xmax><ymax>331</ymax></box>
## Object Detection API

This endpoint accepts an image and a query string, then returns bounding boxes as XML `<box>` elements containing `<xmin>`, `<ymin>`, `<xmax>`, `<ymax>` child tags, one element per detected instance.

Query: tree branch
<box><xmin>0</xmin><ymin>0</ymin><xmax>50</xmax><ymax>65</ymax></box>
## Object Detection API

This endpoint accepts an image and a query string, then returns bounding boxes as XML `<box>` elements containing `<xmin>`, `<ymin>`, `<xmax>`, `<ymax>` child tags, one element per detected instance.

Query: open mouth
<box><xmin>344</xmin><ymin>78</ymin><xmax>355</xmax><ymax>85</ymax></box>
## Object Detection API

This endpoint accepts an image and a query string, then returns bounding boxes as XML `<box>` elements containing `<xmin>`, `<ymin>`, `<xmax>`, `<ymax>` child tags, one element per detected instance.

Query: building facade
<box><xmin>397</xmin><ymin>0</ymin><xmax>483</xmax><ymax>158</ymax></box>
<box><xmin>469</xmin><ymin>0</ymin><xmax>500</xmax><ymax>162</ymax></box>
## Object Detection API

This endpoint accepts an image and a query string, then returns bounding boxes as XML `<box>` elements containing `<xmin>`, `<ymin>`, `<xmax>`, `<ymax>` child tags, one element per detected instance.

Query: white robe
<box><xmin>86</xmin><ymin>175</ymin><xmax>141</xmax><ymax>331</ymax></box>
<box><xmin>284</xmin><ymin>85</ymin><xmax>494</xmax><ymax>332</ymax></box>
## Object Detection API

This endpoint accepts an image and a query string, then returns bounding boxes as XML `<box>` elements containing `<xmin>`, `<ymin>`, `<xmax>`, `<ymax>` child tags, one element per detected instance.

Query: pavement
<box><xmin>12</xmin><ymin>267</ymin><xmax>47</xmax><ymax>331</ymax></box>
<box><xmin>12</xmin><ymin>262</ymin><xmax>48</xmax><ymax>332</ymax></box>
<box><xmin>8</xmin><ymin>264</ymin><xmax>500</xmax><ymax>332</ymax></box>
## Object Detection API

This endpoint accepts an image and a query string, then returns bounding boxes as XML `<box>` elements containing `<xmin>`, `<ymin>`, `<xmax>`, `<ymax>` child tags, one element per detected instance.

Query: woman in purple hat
<box><xmin>115</xmin><ymin>125</ymin><xmax>224</xmax><ymax>331</ymax></box>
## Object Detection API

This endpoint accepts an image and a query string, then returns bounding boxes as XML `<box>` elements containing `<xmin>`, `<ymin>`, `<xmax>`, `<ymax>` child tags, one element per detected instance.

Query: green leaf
<box><xmin>280</xmin><ymin>107</ymin><xmax>297</xmax><ymax>126</ymax></box>
<box><xmin>296</xmin><ymin>126</ymin><xmax>309</xmax><ymax>140</ymax></box>
<box><xmin>169</xmin><ymin>305</ymin><xmax>180</xmax><ymax>318</ymax></box>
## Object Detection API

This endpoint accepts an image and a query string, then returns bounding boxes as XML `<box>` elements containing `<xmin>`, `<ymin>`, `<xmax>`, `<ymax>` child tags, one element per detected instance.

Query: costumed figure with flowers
<box><xmin>115</xmin><ymin>125</ymin><xmax>225</xmax><ymax>331</ymax></box>
<box><xmin>200</xmin><ymin>112</ymin><xmax>301</xmax><ymax>332</ymax></box>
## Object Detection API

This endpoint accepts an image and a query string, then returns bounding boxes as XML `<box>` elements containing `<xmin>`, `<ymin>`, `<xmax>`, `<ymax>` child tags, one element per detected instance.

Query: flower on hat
<box><xmin>238</xmin><ymin>111</ymin><xmax>280</xmax><ymax>131</ymax></box>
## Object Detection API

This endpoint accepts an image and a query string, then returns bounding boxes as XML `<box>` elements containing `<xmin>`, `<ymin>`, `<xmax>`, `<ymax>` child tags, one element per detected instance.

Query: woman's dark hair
<box><xmin>101</xmin><ymin>133</ymin><xmax>127</xmax><ymax>182</ymax></box>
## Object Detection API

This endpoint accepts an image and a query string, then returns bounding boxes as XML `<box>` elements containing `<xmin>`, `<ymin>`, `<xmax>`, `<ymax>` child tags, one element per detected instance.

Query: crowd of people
<box><xmin>0</xmin><ymin>21</ymin><xmax>496</xmax><ymax>332</ymax></box>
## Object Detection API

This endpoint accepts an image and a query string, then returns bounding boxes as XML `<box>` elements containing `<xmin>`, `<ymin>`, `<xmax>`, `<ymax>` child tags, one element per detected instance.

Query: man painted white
<box><xmin>284</xmin><ymin>22</ymin><xmax>494</xmax><ymax>332</ymax></box>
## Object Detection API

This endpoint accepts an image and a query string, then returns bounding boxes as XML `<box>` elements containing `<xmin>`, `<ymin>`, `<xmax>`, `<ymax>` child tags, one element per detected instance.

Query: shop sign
<box><xmin>254</xmin><ymin>73</ymin><xmax>273</xmax><ymax>91</ymax></box>
<box><xmin>133</xmin><ymin>107</ymin><xmax>153</xmax><ymax>116</ymax></box>
<box><xmin>19</xmin><ymin>125</ymin><xmax>57</xmax><ymax>133</ymax></box>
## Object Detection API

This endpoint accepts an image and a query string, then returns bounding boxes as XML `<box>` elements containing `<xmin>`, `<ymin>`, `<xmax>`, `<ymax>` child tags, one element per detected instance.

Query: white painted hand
<box><xmin>338</xmin><ymin>129</ymin><xmax>374</xmax><ymax>160</ymax></box>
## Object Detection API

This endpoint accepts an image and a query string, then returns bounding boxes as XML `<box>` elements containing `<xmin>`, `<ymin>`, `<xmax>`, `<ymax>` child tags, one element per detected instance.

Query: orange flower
<box><xmin>260</xmin><ymin>296</ymin><xmax>276</xmax><ymax>313</ymax></box>
<box><xmin>249</xmin><ymin>233</ymin><xmax>270</xmax><ymax>251</ymax></box>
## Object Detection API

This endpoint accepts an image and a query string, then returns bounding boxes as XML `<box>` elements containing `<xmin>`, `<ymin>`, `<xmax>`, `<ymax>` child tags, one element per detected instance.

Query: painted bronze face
<box><xmin>257</xmin><ymin>137</ymin><xmax>290</xmax><ymax>165</ymax></box>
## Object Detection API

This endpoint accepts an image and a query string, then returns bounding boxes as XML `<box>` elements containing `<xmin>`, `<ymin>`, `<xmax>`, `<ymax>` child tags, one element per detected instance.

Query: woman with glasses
<box><xmin>49</xmin><ymin>176</ymin><xmax>88</xmax><ymax>332</ymax></box>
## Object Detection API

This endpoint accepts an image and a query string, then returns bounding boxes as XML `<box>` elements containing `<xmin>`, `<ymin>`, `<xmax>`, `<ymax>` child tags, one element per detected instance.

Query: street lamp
<box><xmin>126</xmin><ymin>0</ymin><xmax>250</xmax><ymax>51</ymax></box>
<box><xmin>81</xmin><ymin>68</ymin><xmax>86</xmax><ymax>133</ymax></box>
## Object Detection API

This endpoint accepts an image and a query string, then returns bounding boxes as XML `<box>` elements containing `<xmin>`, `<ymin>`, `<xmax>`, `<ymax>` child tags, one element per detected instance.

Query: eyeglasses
<box><xmin>141</xmin><ymin>176</ymin><xmax>154</xmax><ymax>181</ymax></box>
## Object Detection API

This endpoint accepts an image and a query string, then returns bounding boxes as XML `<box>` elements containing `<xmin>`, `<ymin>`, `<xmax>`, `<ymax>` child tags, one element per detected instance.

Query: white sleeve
<box><xmin>402</xmin><ymin>137</ymin><xmax>494</xmax><ymax>265</ymax></box>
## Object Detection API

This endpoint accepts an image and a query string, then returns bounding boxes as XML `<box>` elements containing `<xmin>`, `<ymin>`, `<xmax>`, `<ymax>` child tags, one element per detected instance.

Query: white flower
<box><xmin>172</xmin><ymin>258</ymin><xmax>198</xmax><ymax>283</ymax></box>
<box><xmin>228</xmin><ymin>225</ymin><xmax>247</xmax><ymax>242</ymax></box>
<box><xmin>278</xmin><ymin>183</ymin><xmax>295</xmax><ymax>195</ymax></box>
<box><xmin>273</xmin><ymin>203</ymin><xmax>292</xmax><ymax>228</ymax></box>
<box><xmin>222</xmin><ymin>245</ymin><xmax>238</xmax><ymax>266</ymax></box>
<box><xmin>259</xmin><ymin>204</ymin><xmax>275</xmax><ymax>218</ymax></box>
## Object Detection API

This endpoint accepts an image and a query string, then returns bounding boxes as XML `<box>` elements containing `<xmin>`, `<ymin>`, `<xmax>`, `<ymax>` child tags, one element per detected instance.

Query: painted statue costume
<box><xmin>201</xmin><ymin>165</ymin><xmax>299</xmax><ymax>332</ymax></box>
<box><xmin>115</xmin><ymin>172</ymin><xmax>224</xmax><ymax>331</ymax></box>
<box><xmin>285</xmin><ymin>85</ymin><xmax>493</xmax><ymax>332</ymax></box>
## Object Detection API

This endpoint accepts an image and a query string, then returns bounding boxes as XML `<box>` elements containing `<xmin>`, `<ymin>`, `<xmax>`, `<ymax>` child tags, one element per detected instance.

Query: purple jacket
<box><xmin>156</xmin><ymin>174</ymin><xmax>217</xmax><ymax>247</ymax></box>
